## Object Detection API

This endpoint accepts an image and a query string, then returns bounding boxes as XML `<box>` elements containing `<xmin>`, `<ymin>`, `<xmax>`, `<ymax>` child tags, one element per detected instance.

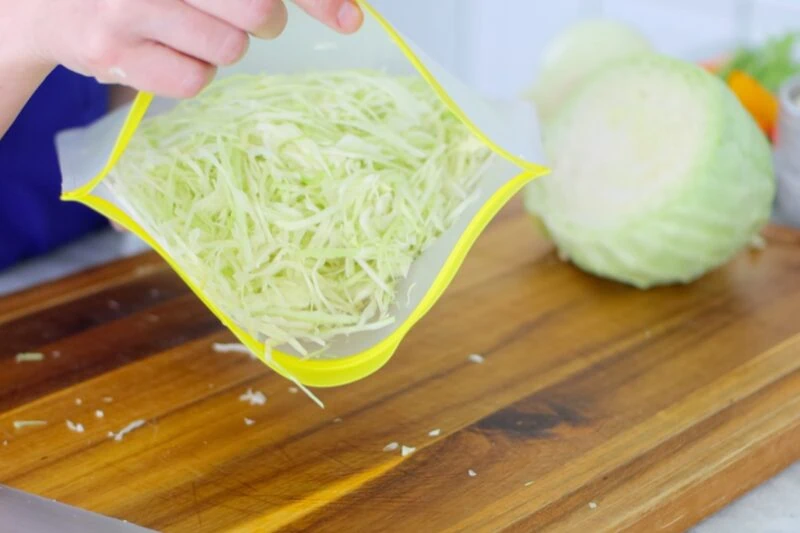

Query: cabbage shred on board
<box><xmin>108</xmin><ymin>69</ymin><xmax>493</xmax><ymax>357</ymax></box>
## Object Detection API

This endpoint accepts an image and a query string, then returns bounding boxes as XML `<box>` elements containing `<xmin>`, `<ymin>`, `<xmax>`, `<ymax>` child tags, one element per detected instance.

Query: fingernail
<box><xmin>337</xmin><ymin>1</ymin><xmax>362</xmax><ymax>32</ymax></box>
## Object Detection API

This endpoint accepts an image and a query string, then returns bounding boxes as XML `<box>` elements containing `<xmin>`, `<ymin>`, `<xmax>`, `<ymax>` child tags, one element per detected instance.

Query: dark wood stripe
<box><xmin>0</xmin><ymin>294</ymin><xmax>223</xmax><ymax>411</ymax></box>
<box><xmin>0</xmin><ymin>253</ymin><xmax>168</xmax><ymax>324</ymax></box>
<box><xmin>0</xmin><ymin>270</ymin><xmax>189</xmax><ymax>360</ymax></box>
<box><xmin>502</xmin><ymin>369</ymin><xmax>800</xmax><ymax>532</ymax></box>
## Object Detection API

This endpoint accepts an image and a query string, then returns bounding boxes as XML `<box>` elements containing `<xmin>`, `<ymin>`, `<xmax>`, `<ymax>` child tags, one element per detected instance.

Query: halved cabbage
<box><xmin>524</xmin><ymin>55</ymin><xmax>776</xmax><ymax>289</ymax></box>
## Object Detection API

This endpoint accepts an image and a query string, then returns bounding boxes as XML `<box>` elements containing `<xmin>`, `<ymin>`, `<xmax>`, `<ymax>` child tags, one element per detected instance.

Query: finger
<box><xmin>137</xmin><ymin>0</ymin><xmax>249</xmax><ymax>66</ymax></box>
<box><xmin>106</xmin><ymin>41</ymin><xmax>217</xmax><ymax>99</ymax></box>
<box><xmin>292</xmin><ymin>0</ymin><xmax>363</xmax><ymax>34</ymax></box>
<box><xmin>185</xmin><ymin>0</ymin><xmax>289</xmax><ymax>40</ymax></box>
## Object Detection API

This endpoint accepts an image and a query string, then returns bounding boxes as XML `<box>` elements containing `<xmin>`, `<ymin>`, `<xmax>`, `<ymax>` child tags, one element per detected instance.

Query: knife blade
<box><xmin>0</xmin><ymin>485</ymin><xmax>157</xmax><ymax>533</ymax></box>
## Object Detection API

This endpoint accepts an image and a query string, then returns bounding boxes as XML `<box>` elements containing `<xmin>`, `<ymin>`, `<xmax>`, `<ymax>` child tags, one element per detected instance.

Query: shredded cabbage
<box><xmin>15</xmin><ymin>352</ymin><xmax>45</xmax><ymax>363</ymax></box>
<box><xmin>109</xmin><ymin>70</ymin><xmax>491</xmax><ymax>356</ymax></box>
<box><xmin>13</xmin><ymin>420</ymin><xmax>47</xmax><ymax>429</ymax></box>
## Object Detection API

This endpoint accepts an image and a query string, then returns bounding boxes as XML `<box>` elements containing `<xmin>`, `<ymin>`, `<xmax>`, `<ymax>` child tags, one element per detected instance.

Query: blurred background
<box><xmin>387</xmin><ymin>0</ymin><xmax>800</xmax><ymax>98</ymax></box>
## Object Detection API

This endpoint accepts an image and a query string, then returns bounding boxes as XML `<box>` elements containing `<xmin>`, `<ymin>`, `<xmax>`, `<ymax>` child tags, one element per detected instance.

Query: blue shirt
<box><xmin>0</xmin><ymin>67</ymin><xmax>110</xmax><ymax>271</ymax></box>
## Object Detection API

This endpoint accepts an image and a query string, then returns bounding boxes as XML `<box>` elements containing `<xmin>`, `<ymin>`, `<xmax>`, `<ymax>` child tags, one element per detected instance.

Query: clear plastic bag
<box><xmin>55</xmin><ymin>0</ymin><xmax>548</xmax><ymax>389</ymax></box>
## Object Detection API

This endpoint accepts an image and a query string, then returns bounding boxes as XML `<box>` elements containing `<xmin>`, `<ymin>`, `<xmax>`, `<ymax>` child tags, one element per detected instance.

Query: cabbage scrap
<box><xmin>109</xmin><ymin>70</ymin><xmax>491</xmax><ymax>356</ymax></box>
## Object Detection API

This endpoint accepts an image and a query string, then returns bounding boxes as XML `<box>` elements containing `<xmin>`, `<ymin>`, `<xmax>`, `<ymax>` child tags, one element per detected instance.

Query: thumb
<box><xmin>292</xmin><ymin>0</ymin><xmax>363</xmax><ymax>34</ymax></box>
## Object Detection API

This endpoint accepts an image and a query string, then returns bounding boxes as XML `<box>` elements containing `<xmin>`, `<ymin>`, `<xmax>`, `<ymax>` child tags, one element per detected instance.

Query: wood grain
<box><xmin>1</xmin><ymin>199</ymin><xmax>799</xmax><ymax>533</ymax></box>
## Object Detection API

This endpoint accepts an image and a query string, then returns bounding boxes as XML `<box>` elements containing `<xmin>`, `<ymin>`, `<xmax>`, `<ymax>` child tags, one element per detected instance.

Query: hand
<box><xmin>18</xmin><ymin>0</ymin><xmax>363</xmax><ymax>99</ymax></box>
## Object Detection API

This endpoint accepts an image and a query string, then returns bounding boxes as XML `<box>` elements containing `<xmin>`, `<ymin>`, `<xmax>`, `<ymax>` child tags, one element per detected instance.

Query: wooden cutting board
<box><xmin>2</xmin><ymin>199</ymin><xmax>800</xmax><ymax>533</ymax></box>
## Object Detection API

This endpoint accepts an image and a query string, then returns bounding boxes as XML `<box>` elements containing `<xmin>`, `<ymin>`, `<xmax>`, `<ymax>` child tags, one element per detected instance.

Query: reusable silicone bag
<box><xmin>56</xmin><ymin>0</ymin><xmax>549</xmax><ymax>389</ymax></box>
